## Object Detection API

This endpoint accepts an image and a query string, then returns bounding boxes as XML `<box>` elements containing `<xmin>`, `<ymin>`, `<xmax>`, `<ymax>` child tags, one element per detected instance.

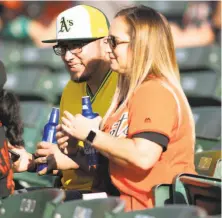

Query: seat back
<box><xmin>195</xmin><ymin>150</ymin><xmax>221</xmax><ymax>177</ymax></box>
<box><xmin>180</xmin><ymin>70</ymin><xmax>220</xmax><ymax>106</ymax></box>
<box><xmin>173</xmin><ymin>173</ymin><xmax>221</xmax><ymax>216</ymax></box>
<box><xmin>51</xmin><ymin>197</ymin><xmax>125</xmax><ymax>218</ymax></box>
<box><xmin>192</xmin><ymin>107</ymin><xmax>221</xmax><ymax>140</ymax></box>
<box><xmin>152</xmin><ymin>184</ymin><xmax>173</xmax><ymax>206</ymax></box>
<box><xmin>20</xmin><ymin>47</ymin><xmax>64</xmax><ymax>71</ymax></box>
<box><xmin>115</xmin><ymin>205</ymin><xmax>207</xmax><ymax>218</ymax></box>
<box><xmin>177</xmin><ymin>46</ymin><xmax>221</xmax><ymax>107</ymax></box>
<box><xmin>192</xmin><ymin>106</ymin><xmax>221</xmax><ymax>152</ymax></box>
<box><xmin>0</xmin><ymin>188</ymin><xmax>65</xmax><ymax>218</ymax></box>
<box><xmin>5</xmin><ymin>69</ymin><xmax>57</xmax><ymax>103</ymax></box>
<box><xmin>214</xmin><ymin>159</ymin><xmax>222</xmax><ymax>179</ymax></box>
<box><xmin>20</xmin><ymin>101</ymin><xmax>53</xmax><ymax>153</ymax></box>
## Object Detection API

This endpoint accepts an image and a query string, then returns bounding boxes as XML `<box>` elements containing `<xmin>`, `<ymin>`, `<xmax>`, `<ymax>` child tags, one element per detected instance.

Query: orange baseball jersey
<box><xmin>103</xmin><ymin>77</ymin><xmax>196</xmax><ymax>211</ymax></box>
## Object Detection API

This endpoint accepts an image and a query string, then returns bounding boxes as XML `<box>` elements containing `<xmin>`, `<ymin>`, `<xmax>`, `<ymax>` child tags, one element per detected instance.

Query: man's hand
<box><xmin>35</xmin><ymin>141</ymin><xmax>79</xmax><ymax>175</ymax></box>
<box><xmin>9</xmin><ymin>146</ymin><xmax>34</xmax><ymax>172</ymax></box>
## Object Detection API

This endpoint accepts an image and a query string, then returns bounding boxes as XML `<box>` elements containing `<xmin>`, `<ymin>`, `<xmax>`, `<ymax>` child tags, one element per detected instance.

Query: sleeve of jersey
<box><xmin>128</xmin><ymin>81</ymin><xmax>178</xmax><ymax>146</ymax></box>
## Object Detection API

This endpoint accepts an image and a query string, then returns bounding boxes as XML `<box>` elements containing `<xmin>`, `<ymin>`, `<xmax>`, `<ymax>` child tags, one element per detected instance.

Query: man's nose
<box><xmin>64</xmin><ymin>49</ymin><xmax>74</xmax><ymax>61</ymax></box>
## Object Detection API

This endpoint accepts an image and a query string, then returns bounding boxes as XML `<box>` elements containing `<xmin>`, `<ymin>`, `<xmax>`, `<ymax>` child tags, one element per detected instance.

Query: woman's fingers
<box><xmin>57</xmin><ymin>135</ymin><xmax>69</xmax><ymax>145</ymax></box>
<box><xmin>63</xmin><ymin>111</ymin><xmax>75</xmax><ymax>121</ymax></box>
<box><xmin>61</xmin><ymin>117</ymin><xmax>73</xmax><ymax>128</ymax></box>
<box><xmin>61</xmin><ymin>124</ymin><xmax>73</xmax><ymax>136</ymax></box>
<box><xmin>58</xmin><ymin>142</ymin><xmax>68</xmax><ymax>150</ymax></box>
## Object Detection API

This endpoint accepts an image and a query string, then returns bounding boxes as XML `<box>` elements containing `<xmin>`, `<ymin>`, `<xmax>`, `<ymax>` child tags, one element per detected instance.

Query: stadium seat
<box><xmin>0</xmin><ymin>188</ymin><xmax>65</xmax><ymax>218</ymax></box>
<box><xmin>0</xmin><ymin>40</ymin><xmax>23</xmax><ymax>69</ymax></box>
<box><xmin>195</xmin><ymin>150</ymin><xmax>221</xmax><ymax>178</ymax></box>
<box><xmin>20</xmin><ymin>101</ymin><xmax>54</xmax><ymax>153</ymax></box>
<box><xmin>176</xmin><ymin>46</ymin><xmax>221</xmax><ymax>74</ymax></box>
<box><xmin>4</xmin><ymin>68</ymin><xmax>57</xmax><ymax>103</ymax></box>
<box><xmin>50</xmin><ymin>71</ymin><xmax>69</xmax><ymax>105</ymax></box>
<box><xmin>180</xmin><ymin>69</ymin><xmax>220</xmax><ymax>106</ymax></box>
<box><xmin>152</xmin><ymin>184</ymin><xmax>173</xmax><ymax>206</ymax></box>
<box><xmin>115</xmin><ymin>205</ymin><xmax>207</xmax><ymax>218</ymax></box>
<box><xmin>20</xmin><ymin>46</ymin><xmax>65</xmax><ymax>71</ymax></box>
<box><xmin>13</xmin><ymin>172</ymin><xmax>56</xmax><ymax>189</ymax></box>
<box><xmin>192</xmin><ymin>106</ymin><xmax>221</xmax><ymax>152</ymax></box>
<box><xmin>51</xmin><ymin>197</ymin><xmax>125</xmax><ymax>218</ymax></box>
<box><xmin>214</xmin><ymin>159</ymin><xmax>221</xmax><ymax>179</ymax></box>
<box><xmin>173</xmin><ymin>173</ymin><xmax>221</xmax><ymax>216</ymax></box>
<box><xmin>176</xmin><ymin>45</ymin><xmax>221</xmax><ymax>107</ymax></box>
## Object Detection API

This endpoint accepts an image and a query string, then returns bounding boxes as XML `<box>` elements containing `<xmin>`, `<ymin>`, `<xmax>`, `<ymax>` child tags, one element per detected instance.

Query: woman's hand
<box><xmin>61</xmin><ymin>111</ymin><xmax>102</xmax><ymax>141</ymax></box>
<box><xmin>56</xmin><ymin>124</ymin><xmax>69</xmax><ymax>149</ymax></box>
<box><xmin>56</xmin><ymin>124</ymin><xmax>79</xmax><ymax>155</ymax></box>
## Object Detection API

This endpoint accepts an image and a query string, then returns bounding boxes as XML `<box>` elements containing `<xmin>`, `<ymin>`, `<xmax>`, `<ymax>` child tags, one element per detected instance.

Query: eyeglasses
<box><xmin>53</xmin><ymin>42</ymin><xmax>89</xmax><ymax>56</ymax></box>
<box><xmin>107</xmin><ymin>35</ymin><xmax>130</xmax><ymax>49</ymax></box>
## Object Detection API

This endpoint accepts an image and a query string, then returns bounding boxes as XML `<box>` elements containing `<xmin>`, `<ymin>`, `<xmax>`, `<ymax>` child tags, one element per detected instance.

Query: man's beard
<box><xmin>70</xmin><ymin>71</ymin><xmax>92</xmax><ymax>83</ymax></box>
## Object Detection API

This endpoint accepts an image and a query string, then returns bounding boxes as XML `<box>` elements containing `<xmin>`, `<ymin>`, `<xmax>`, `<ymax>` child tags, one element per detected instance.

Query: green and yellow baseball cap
<box><xmin>42</xmin><ymin>5</ymin><xmax>109</xmax><ymax>43</ymax></box>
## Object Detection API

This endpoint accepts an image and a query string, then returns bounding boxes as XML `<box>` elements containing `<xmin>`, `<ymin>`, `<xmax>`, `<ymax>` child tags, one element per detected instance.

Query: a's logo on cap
<box><xmin>58</xmin><ymin>17</ymin><xmax>73</xmax><ymax>33</ymax></box>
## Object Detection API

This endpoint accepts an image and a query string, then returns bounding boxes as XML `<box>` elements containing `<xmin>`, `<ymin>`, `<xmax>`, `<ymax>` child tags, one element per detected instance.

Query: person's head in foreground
<box><xmin>42</xmin><ymin>5</ymin><xmax>110</xmax><ymax>83</ymax></box>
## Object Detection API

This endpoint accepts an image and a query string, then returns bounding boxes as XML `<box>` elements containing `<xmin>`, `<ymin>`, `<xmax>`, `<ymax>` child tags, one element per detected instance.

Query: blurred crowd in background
<box><xmin>0</xmin><ymin>1</ymin><xmax>221</xmax><ymax>48</ymax></box>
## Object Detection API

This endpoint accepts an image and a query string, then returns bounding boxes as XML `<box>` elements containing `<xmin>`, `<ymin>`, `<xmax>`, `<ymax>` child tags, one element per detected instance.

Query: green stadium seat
<box><xmin>0</xmin><ymin>41</ymin><xmax>23</xmax><ymax>69</ymax></box>
<box><xmin>177</xmin><ymin>45</ymin><xmax>221</xmax><ymax>107</ymax></box>
<box><xmin>4</xmin><ymin>69</ymin><xmax>55</xmax><ymax>103</ymax></box>
<box><xmin>21</xmin><ymin>47</ymin><xmax>65</xmax><ymax>71</ymax></box>
<box><xmin>192</xmin><ymin>106</ymin><xmax>221</xmax><ymax>152</ymax></box>
<box><xmin>51</xmin><ymin>197</ymin><xmax>125</xmax><ymax>218</ymax></box>
<box><xmin>13</xmin><ymin>172</ymin><xmax>56</xmax><ymax>189</ymax></box>
<box><xmin>115</xmin><ymin>205</ymin><xmax>207</xmax><ymax>218</ymax></box>
<box><xmin>152</xmin><ymin>184</ymin><xmax>173</xmax><ymax>206</ymax></box>
<box><xmin>214</xmin><ymin>160</ymin><xmax>221</xmax><ymax>179</ymax></box>
<box><xmin>173</xmin><ymin>173</ymin><xmax>221</xmax><ymax>216</ymax></box>
<box><xmin>20</xmin><ymin>101</ymin><xmax>53</xmax><ymax>153</ymax></box>
<box><xmin>195</xmin><ymin>150</ymin><xmax>221</xmax><ymax>178</ymax></box>
<box><xmin>176</xmin><ymin>46</ymin><xmax>221</xmax><ymax>73</ymax></box>
<box><xmin>0</xmin><ymin>189</ymin><xmax>65</xmax><ymax>218</ymax></box>
<box><xmin>180</xmin><ymin>69</ymin><xmax>220</xmax><ymax>106</ymax></box>
<box><xmin>52</xmin><ymin>71</ymin><xmax>69</xmax><ymax>105</ymax></box>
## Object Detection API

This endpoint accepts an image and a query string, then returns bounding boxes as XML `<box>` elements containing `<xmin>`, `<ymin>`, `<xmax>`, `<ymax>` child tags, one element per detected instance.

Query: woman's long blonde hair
<box><xmin>101</xmin><ymin>5</ymin><xmax>194</xmax><ymax>138</ymax></box>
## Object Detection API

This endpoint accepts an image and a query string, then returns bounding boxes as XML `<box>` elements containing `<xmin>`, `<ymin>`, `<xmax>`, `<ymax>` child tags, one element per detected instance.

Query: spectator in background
<box><xmin>59</xmin><ymin>5</ymin><xmax>197</xmax><ymax>211</ymax></box>
<box><xmin>0</xmin><ymin>1</ymin><xmax>73</xmax><ymax>47</ymax></box>
<box><xmin>170</xmin><ymin>1</ymin><xmax>218</xmax><ymax>48</ymax></box>
<box><xmin>0</xmin><ymin>61</ymin><xmax>25</xmax><ymax>198</ymax></box>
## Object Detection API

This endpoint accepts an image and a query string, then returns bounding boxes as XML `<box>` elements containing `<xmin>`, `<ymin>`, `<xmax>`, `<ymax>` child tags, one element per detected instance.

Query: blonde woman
<box><xmin>60</xmin><ymin>5</ymin><xmax>196</xmax><ymax>211</ymax></box>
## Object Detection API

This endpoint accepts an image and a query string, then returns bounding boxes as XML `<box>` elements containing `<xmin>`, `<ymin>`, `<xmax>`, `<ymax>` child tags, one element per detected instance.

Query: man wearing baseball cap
<box><xmin>13</xmin><ymin>5</ymin><xmax>118</xmax><ymax>198</ymax></box>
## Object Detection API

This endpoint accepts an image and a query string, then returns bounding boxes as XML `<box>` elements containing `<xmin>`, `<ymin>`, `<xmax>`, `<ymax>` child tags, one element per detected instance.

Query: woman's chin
<box><xmin>110</xmin><ymin>63</ymin><xmax>119</xmax><ymax>72</ymax></box>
